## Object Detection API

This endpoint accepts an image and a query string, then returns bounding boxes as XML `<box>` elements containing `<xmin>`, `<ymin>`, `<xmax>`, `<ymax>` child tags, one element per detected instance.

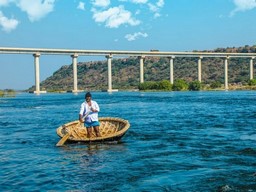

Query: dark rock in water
<box><xmin>217</xmin><ymin>185</ymin><xmax>232</xmax><ymax>192</ymax></box>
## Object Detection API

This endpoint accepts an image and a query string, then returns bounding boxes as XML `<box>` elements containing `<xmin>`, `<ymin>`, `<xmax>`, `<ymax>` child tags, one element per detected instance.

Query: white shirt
<box><xmin>79</xmin><ymin>100</ymin><xmax>100</xmax><ymax>122</ymax></box>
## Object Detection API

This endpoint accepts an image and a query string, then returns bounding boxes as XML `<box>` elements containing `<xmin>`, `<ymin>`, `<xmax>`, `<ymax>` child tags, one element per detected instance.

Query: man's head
<box><xmin>85</xmin><ymin>92</ymin><xmax>92</xmax><ymax>102</ymax></box>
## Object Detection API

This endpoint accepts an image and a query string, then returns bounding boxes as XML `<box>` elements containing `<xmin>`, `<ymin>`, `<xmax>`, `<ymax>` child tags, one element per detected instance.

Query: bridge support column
<box><xmin>71</xmin><ymin>54</ymin><xmax>78</xmax><ymax>93</ymax></box>
<box><xmin>250</xmin><ymin>57</ymin><xmax>254</xmax><ymax>80</ymax></box>
<box><xmin>33</xmin><ymin>53</ymin><xmax>41</xmax><ymax>94</ymax></box>
<box><xmin>224</xmin><ymin>56</ymin><xmax>229</xmax><ymax>90</ymax></box>
<box><xmin>198</xmin><ymin>56</ymin><xmax>203</xmax><ymax>82</ymax></box>
<box><xmin>106</xmin><ymin>54</ymin><xmax>113</xmax><ymax>92</ymax></box>
<box><xmin>168</xmin><ymin>56</ymin><xmax>175</xmax><ymax>84</ymax></box>
<box><xmin>139</xmin><ymin>56</ymin><xmax>145</xmax><ymax>83</ymax></box>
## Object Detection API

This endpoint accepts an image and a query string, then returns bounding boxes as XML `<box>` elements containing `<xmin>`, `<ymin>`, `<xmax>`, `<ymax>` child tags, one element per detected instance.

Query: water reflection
<box><xmin>58</xmin><ymin>142</ymin><xmax>128</xmax><ymax>168</ymax></box>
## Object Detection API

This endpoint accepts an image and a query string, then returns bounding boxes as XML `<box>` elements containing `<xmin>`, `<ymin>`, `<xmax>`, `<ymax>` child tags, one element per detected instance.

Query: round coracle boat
<box><xmin>56</xmin><ymin>117</ymin><xmax>130</xmax><ymax>146</ymax></box>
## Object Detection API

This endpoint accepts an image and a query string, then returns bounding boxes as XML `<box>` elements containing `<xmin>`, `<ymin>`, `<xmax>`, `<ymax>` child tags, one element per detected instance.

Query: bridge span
<box><xmin>0</xmin><ymin>47</ymin><xmax>255</xmax><ymax>94</ymax></box>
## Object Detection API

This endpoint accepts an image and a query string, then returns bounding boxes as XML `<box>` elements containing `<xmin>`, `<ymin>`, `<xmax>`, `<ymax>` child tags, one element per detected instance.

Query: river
<box><xmin>0</xmin><ymin>91</ymin><xmax>255</xmax><ymax>191</ymax></box>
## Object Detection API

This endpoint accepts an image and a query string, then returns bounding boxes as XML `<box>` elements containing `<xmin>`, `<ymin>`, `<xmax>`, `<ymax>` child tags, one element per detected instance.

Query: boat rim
<box><xmin>56</xmin><ymin>117</ymin><xmax>130</xmax><ymax>141</ymax></box>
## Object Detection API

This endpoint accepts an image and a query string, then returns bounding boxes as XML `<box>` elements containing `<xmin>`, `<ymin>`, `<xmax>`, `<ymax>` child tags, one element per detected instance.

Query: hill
<box><xmin>28</xmin><ymin>45</ymin><xmax>256</xmax><ymax>92</ymax></box>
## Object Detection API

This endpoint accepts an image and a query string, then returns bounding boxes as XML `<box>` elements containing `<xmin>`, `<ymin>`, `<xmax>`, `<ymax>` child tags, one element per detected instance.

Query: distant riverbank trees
<box><xmin>0</xmin><ymin>89</ymin><xmax>16</xmax><ymax>97</ymax></box>
<box><xmin>248</xmin><ymin>79</ymin><xmax>256</xmax><ymax>86</ymax></box>
<box><xmin>138</xmin><ymin>80</ymin><xmax>172</xmax><ymax>91</ymax></box>
<box><xmin>139</xmin><ymin>79</ymin><xmax>224</xmax><ymax>91</ymax></box>
<box><xmin>138</xmin><ymin>78</ymin><xmax>256</xmax><ymax>91</ymax></box>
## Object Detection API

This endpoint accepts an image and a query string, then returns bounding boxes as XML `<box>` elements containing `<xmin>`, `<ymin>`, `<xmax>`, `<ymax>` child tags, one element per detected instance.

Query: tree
<box><xmin>138</xmin><ymin>81</ymin><xmax>158</xmax><ymax>90</ymax></box>
<box><xmin>172</xmin><ymin>79</ymin><xmax>188</xmax><ymax>91</ymax></box>
<box><xmin>210</xmin><ymin>81</ymin><xmax>222</xmax><ymax>89</ymax></box>
<box><xmin>158</xmin><ymin>80</ymin><xmax>172</xmax><ymax>90</ymax></box>
<box><xmin>248</xmin><ymin>79</ymin><xmax>256</xmax><ymax>86</ymax></box>
<box><xmin>189</xmin><ymin>81</ymin><xmax>202</xmax><ymax>91</ymax></box>
<box><xmin>138</xmin><ymin>80</ymin><xmax>172</xmax><ymax>90</ymax></box>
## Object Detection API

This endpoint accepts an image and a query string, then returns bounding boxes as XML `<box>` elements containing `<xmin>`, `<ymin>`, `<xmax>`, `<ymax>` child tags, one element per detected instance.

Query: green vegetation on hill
<box><xmin>27</xmin><ymin>45</ymin><xmax>256</xmax><ymax>92</ymax></box>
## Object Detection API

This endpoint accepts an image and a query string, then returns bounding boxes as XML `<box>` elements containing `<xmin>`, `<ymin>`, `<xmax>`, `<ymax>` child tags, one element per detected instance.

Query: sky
<box><xmin>0</xmin><ymin>0</ymin><xmax>256</xmax><ymax>90</ymax></box>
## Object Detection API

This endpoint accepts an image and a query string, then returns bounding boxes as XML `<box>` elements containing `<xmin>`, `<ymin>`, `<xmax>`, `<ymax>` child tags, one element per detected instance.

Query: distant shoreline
<box><xmin>2</xmin><ymin>85</ymin><xmax>256</xmax><ymax>95</ymax></box>
<box><xmin>23</xmin><ymin>85</ymin><xmax>256</xmax><ymax>93</ymax></box>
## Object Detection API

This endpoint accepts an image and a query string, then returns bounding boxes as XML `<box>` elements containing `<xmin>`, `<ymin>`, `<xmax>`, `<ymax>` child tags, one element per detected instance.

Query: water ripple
<box><xmin>0</xmin><ymin>91</ymin><xmax>256</xmax><ymax>191</ymax></box>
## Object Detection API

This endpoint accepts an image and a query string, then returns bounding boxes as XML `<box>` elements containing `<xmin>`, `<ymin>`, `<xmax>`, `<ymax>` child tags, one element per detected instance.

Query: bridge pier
<box><xmin>33</xmin><ymin>53</ymin><xmax>40</xmax><ymax>94</ymax></box>
<box><xmin>71</xmin><ymin>54</ymin><xmax>79</xmax><ymax>93</ymax></box>
<box><xmin>250</xmin><ymin>57</ymin><xmax>254</xmax><ymax>80</ymax></box>
<box><xmin>198</xmin><ymin>56</ymin><xmax>203</xmax><ymax>82</ymax></box>
<box><xmin>168</xmin><ymin>56</ymin><xmax>175</xmax><ymax>84</ymax></box>
<box><xmin>106</xmin><ymin>54</ymin><xmax>114</xmax><ymax>92</ymax></box>
<box><xmin>139</xmin><ymin>56</ymin><xmax>145</xmax><ymax>83</ymax></box>
<box><xmin>224</xmin><ymin>56</ymin><xmax>229</xmax><ymax>90</ymax></box>
<box><xmin>33</xmin><ymin>53</ymin><xmax>46</xmax><ymax>94</ymax></box>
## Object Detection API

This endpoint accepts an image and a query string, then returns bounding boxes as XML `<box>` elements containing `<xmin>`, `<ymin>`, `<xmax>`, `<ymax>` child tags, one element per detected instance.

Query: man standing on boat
<box><xmin>79</xmin><ymin>92</ymin><xmax>101</xmax><ymax>138</ymax></box>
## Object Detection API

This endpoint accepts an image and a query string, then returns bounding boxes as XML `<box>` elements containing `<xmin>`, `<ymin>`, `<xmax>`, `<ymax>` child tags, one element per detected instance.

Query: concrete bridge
<box><xmin>0</xmin><ymin>47</ymin><xmax>255</xmax><ymax>94</ymax></box>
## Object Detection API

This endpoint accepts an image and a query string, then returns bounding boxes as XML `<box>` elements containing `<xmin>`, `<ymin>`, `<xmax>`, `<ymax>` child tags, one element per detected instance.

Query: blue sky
<box><xmin>0</xmin><ymin>0</ymin><xmax>256</xmax><ymax>90</ymax></box>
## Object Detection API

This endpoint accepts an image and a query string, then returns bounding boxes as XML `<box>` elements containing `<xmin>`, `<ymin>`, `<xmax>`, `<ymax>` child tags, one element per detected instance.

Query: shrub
<box><xmin>158</xmin><ymin>80</ymin><xmax>172</xmax><ymax>90</ymax></box>
<box><xmin>138</xmin><ymin>80</ymin><xmax>172</xmax><ymax>91</ymax></box>
<box><xmin>138</xmin><ymin>81</ymin><xmax>158</xmax><ymax>90</ymax></box>
<box><xmin>189</xmin><ymin>81</ymin><xmax>202</xmax><ymax>91</ymax></box>
<box><xmin>0</xmin><ymin>89</ymin><xmax>16</xmax><ymax>97</ymax></box>
<box><xmin>210</xmin><ymin>81</ymin><xmax>222</xmax><ymax>89</ymax></box>
<box><xmin>172</xmin><ymin>79</ymin><xmax>188</xmax><ymax>91</ymax></box>
<box><xmin>248</xmin><ymin>79</ymin><xmax>256</xmax><ymax>86</ymax></box>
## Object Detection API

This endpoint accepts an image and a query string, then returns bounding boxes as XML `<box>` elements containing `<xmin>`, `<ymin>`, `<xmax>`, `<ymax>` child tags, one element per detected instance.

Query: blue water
<box><xmin>0</xmin><ymin>91</ymin><xmax>256</xmax><ymax>191</ymax></box>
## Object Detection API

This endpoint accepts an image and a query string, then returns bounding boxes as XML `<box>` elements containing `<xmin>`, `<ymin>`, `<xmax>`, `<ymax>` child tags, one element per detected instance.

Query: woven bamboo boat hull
<box><xmin>56</xmin><ymin>117</ymin><xmax>130</xmax><ymax>143</ymax></box>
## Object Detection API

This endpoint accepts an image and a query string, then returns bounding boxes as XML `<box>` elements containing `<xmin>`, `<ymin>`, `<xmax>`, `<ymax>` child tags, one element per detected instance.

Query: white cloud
<box><xmin>0</xmin><ymin>0</ymin><xmax>55</xmax><ymax>31</ymax></box>
<box><xmin>0</xmin><ymin>0</ymin><xmax>10</xmax><ymax>7</ymax></box>
<box><xmin>131</xmin><ymin>0</ymin><xmax>148</xmax><ymax>4</ymax></box>
<box><xmin>230</xmin><ymin>0</ymin><xmax>256</xmax><ymax>16</ymax></box>
<box><xmin>90</xmin><ymin>0</ymin><xmax>165</xmax><ymax>28</ymax></box>
<box><xmin>154</xmin><ymin>12</ymin><xmax>160</xmax><ymax>18</ymax></box>
<box><xmin>91</xmin><ymin>0</ymin><xmax>110</xmax><ymax>7</ymax></box>
<box><xmin>125</xmin><ymin>32</ymin><xmax>148</xmax><ymax>41</ymax></box>
<box><xmin>0</xmin><ymin>11</ymin><xmax>19</xmax><ymax>32</ymax></box>
<box><xmin>148</xmin><ymin>0</ymin><xmax>164</xmax><ymax>18</ymax></box>
<box><xmin>92</xmin><ymin>5</ymin><xmax>140</xmax><ymax>28</ymax></box>
<box><xmin>16</xmin><ymin>0</ymin><xmax>55</xmax><ymax>22</ymax></box>
<box><xmin>135</xmin><ymin>9</ymin><xmax>140</xmax><ymax>15</ymax></box>
<box><xmin>156</xmin><ymin>0</ymin><xmax>164</xmax><ymax>7</ymax></box>
<box><xmin>77</xmin><ymin>1</ymin><xmax>85</xmax><ymax>10</ymax></box>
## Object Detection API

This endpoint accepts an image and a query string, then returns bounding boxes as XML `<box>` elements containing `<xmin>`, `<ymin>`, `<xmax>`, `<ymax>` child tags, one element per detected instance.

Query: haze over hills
<box><xmin>28</xmin><ymin>45</ymin><xmax>256</xmax><ymax>92</ymax></box>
